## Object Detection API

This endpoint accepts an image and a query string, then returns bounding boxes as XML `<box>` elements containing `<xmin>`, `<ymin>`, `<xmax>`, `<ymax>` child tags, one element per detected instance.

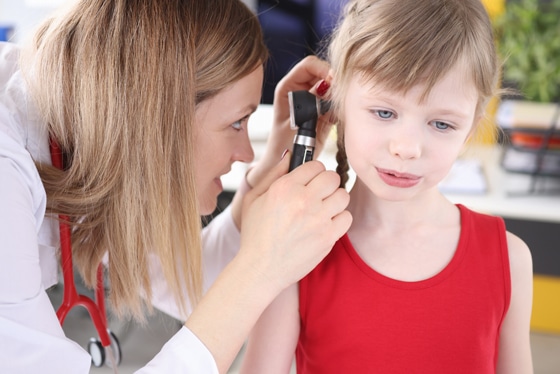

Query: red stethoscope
<box><xmin>49</xmin><ymin>138</ymin><xmax>122</xmax><ymax>368</ymax></box>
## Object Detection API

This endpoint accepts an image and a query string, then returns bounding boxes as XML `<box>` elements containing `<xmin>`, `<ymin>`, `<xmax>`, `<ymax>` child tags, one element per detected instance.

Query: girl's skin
<box><xmin>239</xmin><ymin>61</ymin><xmax>533</xmax><ymax>374</ymax></box>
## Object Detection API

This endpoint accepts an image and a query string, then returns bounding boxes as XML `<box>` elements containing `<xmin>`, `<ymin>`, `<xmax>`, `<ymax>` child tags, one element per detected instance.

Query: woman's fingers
<box><xmin>302</xmin><ymin>166</ymin><xmax>340</xmax><ymax>198</ymax></box>
<box><xmin>276</xmin><ymin>56</ymin><xmax>330</xmax><ymax>93</ymax></box>
<box><xmin>248</xmin><ymin>158</ymin><xmax>328</xmax><ymax>203</ymax></box>
<box><xmin>240</xmin><ymin>158</ymin><xmax>352</xmax><ymax>288</ymax></box>
<box><xmin>246</xmin><ymin>152</ymin><xmax>291</xmax><ymax>200</ymax></box>
<box><xmin>295</xmin><ymin>166</ymin><xmax>351</xmax><ymax>240</ymax></box>
<box><xmin>273</xmin><ymin>56</ymin><xmax>330</xmax><ymax>123</ymax></box>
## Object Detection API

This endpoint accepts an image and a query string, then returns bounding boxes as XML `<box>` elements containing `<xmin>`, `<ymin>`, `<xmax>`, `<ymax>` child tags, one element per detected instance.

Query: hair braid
<box><xmin>335</xmin><ymin>127</ymin><xmax>350</xmax><ymax>189</ymax></box>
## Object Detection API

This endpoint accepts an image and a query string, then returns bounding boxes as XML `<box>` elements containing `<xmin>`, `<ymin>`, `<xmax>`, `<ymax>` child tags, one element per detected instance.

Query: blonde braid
<box><xmin>335</xmin><ymin>124</ymin><xmax>350</xmax><ymax>189</ymax></box>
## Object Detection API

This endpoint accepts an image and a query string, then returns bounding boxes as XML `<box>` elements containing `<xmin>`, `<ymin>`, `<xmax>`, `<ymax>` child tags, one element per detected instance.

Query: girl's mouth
<box><xmin>377</xmin><ymin>168</ymin><xmax>421</xmax><ymax>188</ymax></box>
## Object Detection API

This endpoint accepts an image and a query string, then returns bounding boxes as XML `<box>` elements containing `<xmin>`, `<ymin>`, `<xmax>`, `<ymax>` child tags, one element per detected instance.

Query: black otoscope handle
<box><xmin>289</xmin><ymin>141</ymin><xmax>315</xmax><ymax>171</ymax></box>
<box><xmin>289</xmin><ymin>119</ymin><xmax>317</xmax><ymax>171</ymax></box>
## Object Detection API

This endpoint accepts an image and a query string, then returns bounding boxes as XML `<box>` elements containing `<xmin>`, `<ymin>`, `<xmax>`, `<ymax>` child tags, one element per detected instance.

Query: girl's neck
<box><xmin>347</xmin><ymin>178</ymin><xmax>454</xmax><ymax>232</ymax></box>
<box><xmin>346</xmin><ymin>179</ymin><xmax>462</xmax><ymax>282</ymax></box>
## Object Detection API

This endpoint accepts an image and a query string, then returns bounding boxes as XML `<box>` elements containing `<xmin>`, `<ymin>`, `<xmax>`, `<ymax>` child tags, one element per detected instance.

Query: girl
<box><xmin>240</xmin><ymin>0</ymin><xmax>533</xmax><ymax>373</ymax></box>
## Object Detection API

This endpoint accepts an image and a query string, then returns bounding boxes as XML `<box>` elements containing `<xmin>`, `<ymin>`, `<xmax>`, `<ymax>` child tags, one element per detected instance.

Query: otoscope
<box><xmin>288</xmin><ymin>90</ymin><xmax>331</xmax><ymax>171</ymax></box>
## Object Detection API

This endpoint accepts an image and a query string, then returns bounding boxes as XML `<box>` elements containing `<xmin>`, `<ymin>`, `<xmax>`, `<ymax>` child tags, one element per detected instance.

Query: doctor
<box><xmin>0</xmin><ymin>0</ymin><xmax>351</xmax><ymax>372</ymax></box>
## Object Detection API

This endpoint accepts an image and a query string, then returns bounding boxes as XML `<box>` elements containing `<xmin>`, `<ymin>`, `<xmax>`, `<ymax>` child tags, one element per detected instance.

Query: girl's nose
<box><xmin>389</xmin><ymin>127</ymin><xmax>422</xmax><ymax>160</ymax></box>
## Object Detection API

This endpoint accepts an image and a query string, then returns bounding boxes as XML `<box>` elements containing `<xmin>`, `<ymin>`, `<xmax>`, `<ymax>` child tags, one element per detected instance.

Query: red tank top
<box><xmin>297</xmin><ymin>205</ymin><xmax>511</xmax><ymax>373</ymax></box>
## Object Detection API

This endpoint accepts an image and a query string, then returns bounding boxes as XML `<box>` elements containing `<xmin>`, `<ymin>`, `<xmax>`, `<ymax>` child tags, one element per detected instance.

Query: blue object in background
<box><xmin>257</xmin><ymin>0</ymin><xmax>345</xmax><ymax>104</ymax></box>
<box><xmin>0</xmin><ymin>26</ymin><xmax>14</xmax><ymax>41</ymax></box>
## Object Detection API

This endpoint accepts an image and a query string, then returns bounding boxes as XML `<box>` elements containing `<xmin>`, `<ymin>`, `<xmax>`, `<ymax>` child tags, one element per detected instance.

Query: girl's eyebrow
<box><xmin>362</xmin><ymin>92</ymin><xmax>400</xmax><ymax>108</ymax></box>
<box><xmin>433</xmin><ymin>106</ymin><xmax>471</xmax><ymax>120</ymax></box>
<box><xmin>432</xmin><ymin>108</ymin><xmax>472</xmax><ymax>121</ymax></box>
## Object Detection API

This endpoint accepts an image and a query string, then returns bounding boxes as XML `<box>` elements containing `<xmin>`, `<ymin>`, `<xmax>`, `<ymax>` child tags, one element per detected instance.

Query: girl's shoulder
<box><xmin>458</xmin><ymin>203</ymin><xmax>532</xmax><ymax>294</ymax></box>
<box><xmin>505</xmin><ymin>231</ymin><xmax>532</xmax><ymax>279</ymax></box>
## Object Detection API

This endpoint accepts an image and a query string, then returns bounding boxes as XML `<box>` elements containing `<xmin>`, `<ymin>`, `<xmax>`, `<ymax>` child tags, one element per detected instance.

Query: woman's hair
<box><xmin>327</xmin><ymin>0</ymin><xmax>500</xmax><ymax>188</ymax></box>
<box><xmin>21</xmin><ymin>0</ymin><xmax>267</xmax><ymax>320</ymax></box>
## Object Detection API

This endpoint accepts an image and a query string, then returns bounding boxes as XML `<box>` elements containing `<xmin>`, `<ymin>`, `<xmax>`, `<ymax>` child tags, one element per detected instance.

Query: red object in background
<box><xmin>511</xmin><ymin>133</ymin><xmax>560</xmax><ymax>150</ymax></box>
<box><xmin>49</xmin><ymin>138</ymin><xmax>111</xmax><ymax>347</ymax></box>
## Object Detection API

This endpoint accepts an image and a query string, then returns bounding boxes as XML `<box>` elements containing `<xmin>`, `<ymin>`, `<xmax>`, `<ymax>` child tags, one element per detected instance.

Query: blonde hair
<box><xmin>327</xmin><ymin>0</ymin><xmax>500</xmax><ymax>188</ymax></box>
<box><xmin>22</xmin><ymin>0</ymin><xmax>267</xmax><ymax>320</ymax></box>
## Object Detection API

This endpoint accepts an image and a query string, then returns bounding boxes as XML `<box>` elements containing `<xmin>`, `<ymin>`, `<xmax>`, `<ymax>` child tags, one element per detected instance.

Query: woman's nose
<box><xmin>234</xmin><ymin>132</ymin><xmax>255</xmax><ymax>163</ymax></box>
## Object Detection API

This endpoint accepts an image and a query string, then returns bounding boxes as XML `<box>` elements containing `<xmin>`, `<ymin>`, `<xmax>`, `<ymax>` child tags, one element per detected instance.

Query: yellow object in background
<box><xmin>481</xmin><ymin>0</ymin><xmax>505</xmax><ymax>20</ymax></box>
<box><xmin>476</xmin><ymin>96</ymin><xmax>500</xmax><ymax>145</ymax></box>
<box><xmin>531</xmin><ymin>275</ymin><xmax>560</xmax><ymax>334</ymax></box>
<box><xmin>476</xmin><ymin>0</ymin><xmax>506</xmax><ymax>144</ymax></box>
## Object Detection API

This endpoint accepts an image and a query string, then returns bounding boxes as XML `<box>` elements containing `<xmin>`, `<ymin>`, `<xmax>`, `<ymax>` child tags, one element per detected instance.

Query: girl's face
<box><xmin>194</xmin><ymin>66</ymin><xmax>263</xmax><ymax>215</ymax></box>
<box><xmin>342</xmin><ymin>63</ymin><xmax>479</xmax><ymax>202</ymax></box>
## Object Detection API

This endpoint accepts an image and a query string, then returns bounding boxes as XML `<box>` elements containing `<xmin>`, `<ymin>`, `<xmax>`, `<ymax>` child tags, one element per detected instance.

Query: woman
<box><xmin>0</xmin><ymin>0</ymin><xmax>351</xmax><ymax>372</ymax></box>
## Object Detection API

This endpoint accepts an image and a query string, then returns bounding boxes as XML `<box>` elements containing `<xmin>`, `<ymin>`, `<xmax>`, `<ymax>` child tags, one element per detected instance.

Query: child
<box><xmin>239</xmin><ymin>0</ymin><xmax>534</xmax><ymax>373</ymax></box>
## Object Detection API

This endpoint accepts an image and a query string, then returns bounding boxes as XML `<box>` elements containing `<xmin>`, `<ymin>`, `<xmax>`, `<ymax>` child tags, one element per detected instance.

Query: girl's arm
<box><xmin>496</xmin><ymin>232</ymin><xmax>534</xmax><ymax>374</ymax></box>
<box><xmin>239</xmin><ymin>284</ymin><xmax>301</xmax><ymax>374</ymax></box>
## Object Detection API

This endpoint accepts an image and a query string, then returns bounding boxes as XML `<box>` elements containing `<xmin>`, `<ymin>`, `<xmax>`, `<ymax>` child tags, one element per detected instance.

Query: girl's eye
<box><xmin>432</xmin><ymin>121</ymin><xmax>451</xmax><ymax>131</ymax></box>
<box><xmin>375</xmin><ymin>109</ymin><xmax>394</xmax><ymax>119</ymax></box>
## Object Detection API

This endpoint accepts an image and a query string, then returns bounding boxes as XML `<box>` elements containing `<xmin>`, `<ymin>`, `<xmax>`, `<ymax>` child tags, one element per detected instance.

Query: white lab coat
<box><xmin>0</xmin><ymin>42</ymin><xmax>240</xmax><ymax>373</ymax></box>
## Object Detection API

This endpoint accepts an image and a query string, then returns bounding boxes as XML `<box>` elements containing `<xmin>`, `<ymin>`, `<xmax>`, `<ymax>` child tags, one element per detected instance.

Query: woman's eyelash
<box><xmin>231</xmin><ymin>115</ymin><xmax>250</xmax><ymax>130</ymax></box>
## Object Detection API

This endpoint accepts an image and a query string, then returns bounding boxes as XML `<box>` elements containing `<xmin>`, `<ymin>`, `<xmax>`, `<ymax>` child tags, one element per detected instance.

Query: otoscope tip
<box><xmin>319</xmin><ymin>99</ymin><xmax>332</xmax><ymax>115</ymax></box>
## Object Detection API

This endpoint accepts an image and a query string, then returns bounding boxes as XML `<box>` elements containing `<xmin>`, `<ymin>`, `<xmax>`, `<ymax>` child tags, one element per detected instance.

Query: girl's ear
<box><xmin>327</xmin><ymin>69</ymin><xmax>334</xmax><ymax>83</ymax></box>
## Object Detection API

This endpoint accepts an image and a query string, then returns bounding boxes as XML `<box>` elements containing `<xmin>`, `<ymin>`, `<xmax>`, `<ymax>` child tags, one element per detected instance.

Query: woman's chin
<box><xmin>199</xmin><ymin>198</ymin><xmax>218</xmax><ymax>217</ymax></box>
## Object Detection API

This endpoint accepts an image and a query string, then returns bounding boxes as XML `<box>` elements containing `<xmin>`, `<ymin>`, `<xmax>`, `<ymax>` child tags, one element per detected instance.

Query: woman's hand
<box><xmin>231</xmin><ymin>56</ymin><xmax>333</xmax><ymax>228</ymax></box>
<box><xmin>239</xmin><ymin>155</ymin><xmax>352</xmax><ymax>292</ymax></box>
<box><xmin>186</xmin><ymin>155</ymin><xmax>350</xmax><ymax>373</ymax></box>
<box><xmin>247</xmin><ymin>55</ymin><xmax>333</xmax><ymax>188</ymax></box>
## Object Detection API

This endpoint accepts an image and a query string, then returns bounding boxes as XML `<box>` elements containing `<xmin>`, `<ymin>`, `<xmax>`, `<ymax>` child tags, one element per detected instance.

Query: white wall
<box><xmin>0</xmin><ymin>0</ymin><xmax>77</xmax><ymax>44</ymax></box>
<box><xmin>241</xmin><ymin>0</ymin><xmax>257</xmax><ymax>12</ymax></box>
<box><xmin>0</xmin><ymin>0</ymin><xmax>258</xmax><ymax>44</ymax></box>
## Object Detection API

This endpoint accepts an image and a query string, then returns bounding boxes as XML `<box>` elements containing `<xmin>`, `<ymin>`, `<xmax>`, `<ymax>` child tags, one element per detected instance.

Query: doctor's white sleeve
<box><xmin>0</xmin><ymin>147</ymin><xmax>91</xmax><ymax>373</ymax></box>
